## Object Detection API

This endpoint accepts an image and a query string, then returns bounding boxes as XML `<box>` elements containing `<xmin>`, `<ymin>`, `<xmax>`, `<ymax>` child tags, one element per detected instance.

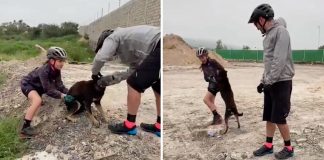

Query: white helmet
<box><xmin>47</xmin><ymin>47</ymin><xmax>67</xmax><ymax>60</ymax></box>
<box><xmin>196</xmin><ymin>47</ymin><xmax>208</xmax><ymax>57</ymax></box>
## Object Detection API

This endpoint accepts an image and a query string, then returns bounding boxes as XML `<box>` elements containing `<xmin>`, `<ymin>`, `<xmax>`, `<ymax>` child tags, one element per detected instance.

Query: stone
<box><xmin>45</xmin><ymin>145</ymin><xmax>53</xmax><ymax>153</ymax></box>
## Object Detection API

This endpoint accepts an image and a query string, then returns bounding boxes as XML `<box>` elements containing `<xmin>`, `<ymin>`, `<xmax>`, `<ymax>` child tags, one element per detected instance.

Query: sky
<box><xmin>164</xmin><ymin>0</ymin><xmax>324</xmax><ymax>49</ymax></box>
<box><xmin>0</xmin><ymin>0</ymin><xmax>130</xmax><ymax>27</ymax></box>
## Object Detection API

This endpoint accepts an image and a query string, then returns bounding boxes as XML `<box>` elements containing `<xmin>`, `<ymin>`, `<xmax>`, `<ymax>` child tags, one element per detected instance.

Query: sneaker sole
<box><xmin>110</xmin><ymin>128</ymin><xmax>137</xmax><ymax>135</ymax></box>
<box><xmin>253</xmin><ymin>150</ymin><xmax>273</xmax><ymax>157</ymax></box>
<box><xmin>140</xmin><ymin>127</ymin><xmax>160</xmax><ymax>137</ymax></box>
<box><xmin>274</xmin><ymin>153</ymin><xmax>294</xmax><ymax>159</ymax></box>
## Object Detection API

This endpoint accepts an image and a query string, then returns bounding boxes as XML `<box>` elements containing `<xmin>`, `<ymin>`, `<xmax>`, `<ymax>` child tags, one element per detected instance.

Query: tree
<box><xmin>41</xmin><ymin>24</ymin><xmax>61</xmax><ymax>38</ymax></box>
<box><xmin>61</xmin><ymin>22</ymin><xmax>79</xmax><ymax>35</ymax></box>
<box><xmin>243</xmin><ymin>45</ymin><xmax>250</xmax><ymax>50</ymax></box>
<box><xmin>319</xmin><ymin>45</ymin><xmax>324</xmax><ymax>49</ymax></box>
<box><xmin>216</xmin><ymin>39</ymin><xmax>224</xmax><ymax>49</ymax></box>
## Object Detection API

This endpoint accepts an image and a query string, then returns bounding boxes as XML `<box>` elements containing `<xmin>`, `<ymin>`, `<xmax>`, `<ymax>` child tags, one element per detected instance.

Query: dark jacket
<box><xmin>201</xmin><ymin>58</ymin><xmax>226</xmax><ymax>83</ymax></box>
<box><xmin>21</xmin><ymin>63</ymin><xmax>68</xmax><ymax>99</ymax></box>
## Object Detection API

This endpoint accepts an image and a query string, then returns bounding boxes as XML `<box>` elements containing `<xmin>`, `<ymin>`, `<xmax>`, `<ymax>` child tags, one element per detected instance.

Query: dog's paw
<box><xmin>93</xmin><ymin>119</ymin><xmax>100</xmax><ymax>128</ymax></box>
<box><xmin>66</xmin><ymin>116</ymin><xmax>77</xmax><ymax>123</ymax></box>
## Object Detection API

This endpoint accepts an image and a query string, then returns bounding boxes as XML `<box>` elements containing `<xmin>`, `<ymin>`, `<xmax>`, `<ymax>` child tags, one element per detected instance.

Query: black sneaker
<box><xmin>20</xmin><ymin>126</ymin><xmax>37</xmax><ymax>138</ymax></box>
<box><xmin>253</xmin><ymin>145</ymin><xmax>273</xmax><ymax>156</ymax></box>
<box><xmin>140</xmin><ymin>123</ymin><xmax>160</xmax><ymax>137</ymax></box>
<box><xmin>108</xmin><ymin>121</ymin><xmax>137</xmax><ymax>135</ymax></box>
<box><xmin>274</xmin><ymin>147</ymin><xmax>294</xmax><ymax>159</ymax></box>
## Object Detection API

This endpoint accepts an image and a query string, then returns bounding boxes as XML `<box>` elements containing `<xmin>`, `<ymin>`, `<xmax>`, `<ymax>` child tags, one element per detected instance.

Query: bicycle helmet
<box><xmin>196</xmin><ymin>47</ymin><xmax>208</xmax><ymax>57</ymax></box>
<box><xmin>47</xmin><ymin>47</ymin><xmax>67</xmax><ymax>60</ymax></box>
<box><xmin>248</xmin><ymin>4</ymin><xmax>274</xmax><ymax>23</ymax></box>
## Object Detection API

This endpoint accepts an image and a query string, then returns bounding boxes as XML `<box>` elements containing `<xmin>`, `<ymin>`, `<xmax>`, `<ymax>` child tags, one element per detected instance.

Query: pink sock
<box><xmin>124</xmin><ymin>120</ymin><xmax>135</xmax><ymax>129</ymax></box>
<box><xmin>264</xmin><ymin>142</ymin><xmax>273</xmax><ymax>148</ymax></box>
<box><xmin>155</xmin><ymin>123</ymin><xmax>161</xmax><ymax>130</ymax></box>
<box><xmin>285</xmin><ymin>146</ymin><xmax>293</xmax><ymax>151</ymax></box>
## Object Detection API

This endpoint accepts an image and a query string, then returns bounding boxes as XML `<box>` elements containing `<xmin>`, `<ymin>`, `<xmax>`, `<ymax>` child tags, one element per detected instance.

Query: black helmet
<box><xmin>248</xmin><ymin>4</ymin><xmax>274</xmax><ymax>23</ymax></box>
<box><xmin>47</xmin><ymin>47</ymin><xmax>67</xmax><ymax>60</ymax></box>
<box><xmin>95</xmin><ymin>29</ymin><xmax>114</xmax><ymax>53</ymax></box>
<box><xmin>196</xmin><ymin>47</ymin><xmax>208</xmax><ymax>57</ymax></box>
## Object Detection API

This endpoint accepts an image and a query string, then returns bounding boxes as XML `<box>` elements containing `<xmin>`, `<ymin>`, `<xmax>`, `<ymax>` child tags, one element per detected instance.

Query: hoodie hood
<box><xmin>274</xmin><ymin>17</ymin><xmax>287</xmax><ymax>28</ymax></box>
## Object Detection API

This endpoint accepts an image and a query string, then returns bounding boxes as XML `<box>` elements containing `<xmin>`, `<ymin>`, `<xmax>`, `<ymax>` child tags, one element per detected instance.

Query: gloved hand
<box><xmin>257</xmin><ymin>83</ymin><xmax>264</xmax><ymax>93</ymax></box>
<box><xmin>64</xmin><ymin>95</ymin><xmax>75</xmax><ymax>103</ymax></box>
<box><xmin>92</xmin><ymin>72</ymin><xmax>103</xmax><ymax>81</ymax></box>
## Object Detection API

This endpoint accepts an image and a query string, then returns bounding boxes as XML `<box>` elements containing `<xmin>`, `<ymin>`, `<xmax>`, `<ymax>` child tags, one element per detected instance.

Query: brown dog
<box><xmin>218</xmin><ymin>71</ymin><xmax>243</xmax><ymax>134</ymax></box>
<box><xmin>65</xmin><ymin>79</ymin><xmax>107</xmax><ymax>127</ymax></box>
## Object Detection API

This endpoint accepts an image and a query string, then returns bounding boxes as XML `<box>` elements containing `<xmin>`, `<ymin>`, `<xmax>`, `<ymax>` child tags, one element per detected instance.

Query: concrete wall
<box><xmin>79</xmin><ymin>0</ymin><xmax>160</xmax><ymax>48</ymax></box>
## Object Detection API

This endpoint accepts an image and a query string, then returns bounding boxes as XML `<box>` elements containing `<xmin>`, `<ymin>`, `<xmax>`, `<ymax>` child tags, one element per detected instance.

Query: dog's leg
<box><xmin>94</xmin><ymin>100</ymin><xmax>108</xmax><ymax>123</ymax></box>
<box><xmin>65</xmin><ymin>101</ymin><xmax>81</xmax><ymax>123</ymax></box>
<box><xmin>66</xmin><ymin>114</ymin><xmax>78</xmax><ymax>123</ymax></box>
<box><xmin>221</xmin><ymin>109</ymin><xmax>231</xmax><ymax>134</ymax></box>
<box><xmin>83</xmin><ymin>100</ymin><xmax>100</xmax><ymax>127</ymax></box>
<box><xmin>235</xmin><ymin>115</ymin><xmax>241</xmax><ymax>128</ymax></box>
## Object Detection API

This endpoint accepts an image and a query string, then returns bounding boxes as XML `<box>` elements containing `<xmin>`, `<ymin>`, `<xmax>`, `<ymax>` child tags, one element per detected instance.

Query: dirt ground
<box><xmin>0</xmin><ymin>51</ymin><xmax>160</xmax><ymax>159</ymax></box>
<box><xmin>163</xmin><ymin>62</ymin><xmax>324</xmax><ymax>160</ymax></box>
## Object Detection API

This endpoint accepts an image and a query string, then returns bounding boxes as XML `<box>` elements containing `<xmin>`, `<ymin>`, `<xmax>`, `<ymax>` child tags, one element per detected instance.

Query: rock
<box><xmin>62</xmin><ymin>147</ymin><xmax>69</xmax><ymax>154</ymax></box>
<box><xmin>241</xmin><ymin>152</ymin><xmax>248</xmax><ymax>159</ymax></box>
<box><xmin>68</xmin><ymin>145</ymin><xmax>75</xmax><ymax>151</ymax></box>
<box><xmin>82</xmin><ymin>142</ymin><xmax>87</xmax><ymax>146</ymax></box>
<box><xmin>84</xmin><ymin>146</ymin><xmax>92</xmax><ymax>152</ymax></box>
<box><xmin>230</xmin><ymin>152</ymin><xmax>243</xmax><ymax>160</ymax></box>
<box><xmin>45</xmin><ymin>145</ymin><xmax>53</xmax><ymax>153</ymax></box>
<box><xmin>296</xmin><ymin>138</ymin><xmax>307</xmax><ymax>144</ymax></box>
<box><xmin>319</xmin><ymin>140</ymin><xmax>324</xmax><ymax>150</ymax></box>
<box><xmin>215</xmin><ymin>153</ymin><xmax>226</xmax><ymax>160</ymax></box>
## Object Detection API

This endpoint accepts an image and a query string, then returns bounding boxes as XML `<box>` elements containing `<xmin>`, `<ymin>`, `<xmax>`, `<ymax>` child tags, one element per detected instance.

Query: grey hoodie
<box><xmin>261</xmin><ymin>17</ymin><xmax>295</xmax><ymax>85</ymax></box>
<box><xmin>92</xmin><ymin>25</ymin><xmax>160</xmax><ymax>75</ymax></box>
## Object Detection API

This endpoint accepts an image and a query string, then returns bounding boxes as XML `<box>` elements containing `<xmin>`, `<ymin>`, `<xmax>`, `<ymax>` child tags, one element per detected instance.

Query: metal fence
<box><xmin>215</xmin><ymin>49</ymin><xmax>324</xmax><ymax>63</ymax></box>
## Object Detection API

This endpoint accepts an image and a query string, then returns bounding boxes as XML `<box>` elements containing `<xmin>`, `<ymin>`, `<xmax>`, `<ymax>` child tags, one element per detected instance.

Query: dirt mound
<box><xmin>163</xmin><ymin>34</ymin><xmax>229</xmax><ymax>67</ymax></box>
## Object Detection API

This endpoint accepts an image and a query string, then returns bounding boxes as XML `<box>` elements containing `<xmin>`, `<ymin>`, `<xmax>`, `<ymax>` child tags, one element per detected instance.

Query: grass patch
<box><xmin>0</xmin><ymin>35</ymin><xmax>94</xmax><ymax>63</ymax></box>
<box><xmin>0</xmin><ymin>117</ymin><xmax>27</xmax><ymax>159</ymax></box>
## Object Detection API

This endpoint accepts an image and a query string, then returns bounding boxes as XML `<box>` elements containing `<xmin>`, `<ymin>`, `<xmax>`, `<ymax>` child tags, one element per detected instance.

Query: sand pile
<box><xmin>163</xmin><ymin>34</ymin><xmax>229</xmax><ymax>67</ymax></box>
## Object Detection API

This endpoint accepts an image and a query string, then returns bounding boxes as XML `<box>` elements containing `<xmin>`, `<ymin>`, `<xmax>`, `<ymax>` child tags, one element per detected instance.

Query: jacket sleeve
<box><xmin>92</xmin><ymin>37</ymin><xmax>118</xmax><ymax>75</ymax></box>
<box><xmin>55</xmin><ymin>73</ymin><xmax>68</xmax><ymax>94</ymax></box>
<box><xmin>267</xmin><ymin>28</ymin><xmax>290</xmax><ymax>85</ymax></box>
<box><xmin>97</xmin><ymin>69</ymin><xmax>134</xmax><ymax>86</ymax></box>
<box><xmin>38</xmin><ymin>69</ymin><xmax>63</xmax><ymax>99</ymax></box>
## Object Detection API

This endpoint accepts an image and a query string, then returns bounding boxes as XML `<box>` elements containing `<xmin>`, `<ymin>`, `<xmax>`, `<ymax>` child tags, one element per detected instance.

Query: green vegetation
<box><xmin>0</xmin><ymin>117</ymin><xmax>27</xmax><ymax>159</ymax></box>
<box><xmin>0</xmin><ymin>20</ymin><xmax>94</xmax><ymax>62</ymax></box>
<box><xmin>0</xmin><ymin>35</ymin><xmax>94</xmax><ymax>62</ymax></box>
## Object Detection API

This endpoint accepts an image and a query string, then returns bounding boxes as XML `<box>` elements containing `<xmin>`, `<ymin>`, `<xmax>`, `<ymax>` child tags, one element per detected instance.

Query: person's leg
<box><xmin>204</xmin><ymin>85</ymin><xmax>222</xmax><ymax>125</ymax></box>
<box><xmin>140</xmin><ymin>90</ymin><xmax>161</xmax><ymax>136</ymax></box>
<box><xmin>273</xmin><ymin>81</ymin><xmax>294</xmax><ymax>159</ymax></box>
<box><xmin>21</xmin><ymin>90</ymin><xmax>42</xmax><ymax>136</ymax></box>
<box><xmin>203</xmin><ymin>91</ymin><xmax>216</xmax><ymax>112</ymax></box>
<box><xmin>253</xmin><ymin>88</ymin><xmax>274</xmax><ymax>156</ymax></box>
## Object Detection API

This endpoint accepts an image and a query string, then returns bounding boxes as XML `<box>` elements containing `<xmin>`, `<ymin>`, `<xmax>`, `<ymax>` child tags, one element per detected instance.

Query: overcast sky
<box><xmin>0</xmin><ymin>0</ymin><xmax>130</xmax><ymax>27</ymax></box>
<box><xmin>164</xmin><ymin>0</ymin><xmax>324</xmax><ymax>49</ymax></box>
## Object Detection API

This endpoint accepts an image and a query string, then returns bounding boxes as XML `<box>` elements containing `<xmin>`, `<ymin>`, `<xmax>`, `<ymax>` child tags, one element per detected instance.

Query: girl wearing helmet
<box><xmin>20</xmin><ymin>46</ymin><xmax>73</xmax><ymax>138</ymax></box>
<box><xmin>196</xmin><ymin>47</ymin><xmax>226</xmax><ymax>125</ymax></box>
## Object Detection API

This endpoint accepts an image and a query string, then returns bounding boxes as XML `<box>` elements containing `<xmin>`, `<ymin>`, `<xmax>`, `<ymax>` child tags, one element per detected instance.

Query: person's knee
<box><xmin>203</xmin><ymin>96</ymin><xmax>211</xmax><ymax>105</ymax></box>
<box><xmin>31</xmin><ymin>96</ymin><xmax>42</xmax><ymax>107</ymax></box>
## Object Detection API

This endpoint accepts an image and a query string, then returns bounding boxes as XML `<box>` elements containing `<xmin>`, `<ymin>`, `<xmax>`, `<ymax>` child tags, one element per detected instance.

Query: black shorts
<box><xmin>263</xmin><ymin>80</ymin><xmax>292</xmax><ymax>124</ymax></box>
<box><xmin>21</xmin><ymin>81</ymin><xmax>44</xmax><ymax>97</ymax></box>
<box><xmin>127</xmin><ymin>40</ymin><xmax>160</xmax><ymax>94</ymax></box>
<box><xmin>207</xmin><ymin>82</ymin><xmax>220</xmax><ymax>96</ymax></box>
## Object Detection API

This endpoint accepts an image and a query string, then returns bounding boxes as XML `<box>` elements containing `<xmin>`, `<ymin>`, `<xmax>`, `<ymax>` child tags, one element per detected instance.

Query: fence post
<box><xmin>256</xmin><ymin>50</ymin><xmax>259</xmax><ymax>62</ymax></box>
<box><xmin>322</xmin><ymin>49</ymin><xmax>324</xmax><ymax>63</ymax></box>
<box><xmin>303</xmin><ymin>50</ymin><xmax>306</xmax><ymax>62</ymax></box>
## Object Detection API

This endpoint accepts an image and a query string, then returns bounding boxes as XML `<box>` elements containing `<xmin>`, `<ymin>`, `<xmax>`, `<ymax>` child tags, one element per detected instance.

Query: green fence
<box><xmin>215</xmin><ymin>49</ymin><xmax>324</xmax><ymax>63</ymax></box>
